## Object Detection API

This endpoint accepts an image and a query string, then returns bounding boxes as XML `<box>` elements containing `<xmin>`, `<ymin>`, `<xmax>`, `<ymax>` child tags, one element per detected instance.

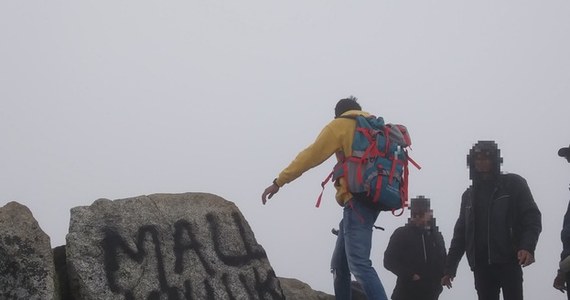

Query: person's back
<box><xmin>262</xmin><ymin>96</ymin><xmax>390</xmax><ymax>300</ymax></box>
<box><xmin>263</xmin><ymin>97</ymin><xmax>371</xmax><ymax>206</ymax></box>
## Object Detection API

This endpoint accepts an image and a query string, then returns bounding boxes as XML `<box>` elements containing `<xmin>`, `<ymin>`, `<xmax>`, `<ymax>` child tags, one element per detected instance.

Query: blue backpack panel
<box><xmin>317</xmin><ymin>115</ymin><xmax>420</xmax><ymax>215</ymax></box>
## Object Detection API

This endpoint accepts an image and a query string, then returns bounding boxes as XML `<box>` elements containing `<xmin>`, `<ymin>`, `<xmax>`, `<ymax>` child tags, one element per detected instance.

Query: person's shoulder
<box><xmin>395</xmin><ymin>224</ymin><xmax>408</xmax><ymax>231</ymax></box>
<box><xmin>500</xmin><ymin>173</ymin><xmax>528</xmax><ymax>186</ymax></box>
<box><xmin>501</xmin><ymin>172</ymin><xmax>525</xmax><ymax>180</ymax></box>
<box><xmin>436</xmin><ymin>229</ymin><xmax>445</xmax><ymax>238</ymax></box>
<box><xmin>461</xmin><ymin>187</ymin><xmax>472</xmax><ymax>200</ymax></box>
<box><xmin>333</xmin><ymin>110</ymin><xmax>369</xmax><ymax>121</ymax></box>
<box><xmin>392</xmin><ymin>225</ymin><xmax>410</xmax><ymax>235</ymax></box>
<box><xmin>328</xmin><ymin>110</ymin><xmax>369</xmax><ymax>129</ymax></box>
<box><xmin>388</xmin><ymin>225</ymin><xmax>415</xmax><ymax>243</ymax></box>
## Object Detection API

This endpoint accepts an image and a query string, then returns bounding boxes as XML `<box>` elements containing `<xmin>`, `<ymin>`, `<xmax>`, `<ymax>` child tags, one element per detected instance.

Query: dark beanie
<box><xmin>335</xmin><ymin>96</ymin><xmax>361</xmax><ymax>118</ymax></box>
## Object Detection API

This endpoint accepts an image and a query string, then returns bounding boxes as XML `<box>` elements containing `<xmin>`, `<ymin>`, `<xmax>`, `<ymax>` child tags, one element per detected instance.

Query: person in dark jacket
<box><xmin>384</xmin><ymin>196</ymin><xmax>446</xmax><ymax>300</ymax></box>
<box><xmin>441</xmin><ymin>140</ymin><xmax>542</xmax><ymax>300</ymax></box>
<box><xmin>553</xmin><ymin>144</ymin><xmax>570</xmax><ymax>297</ymax></box>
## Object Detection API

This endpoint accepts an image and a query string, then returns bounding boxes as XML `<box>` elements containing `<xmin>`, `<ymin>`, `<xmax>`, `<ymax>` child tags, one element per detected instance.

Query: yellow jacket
<box><xmin>274</xmin><ymin>110</ymin><xmax>370</xmax><ymax>206</ymax></box>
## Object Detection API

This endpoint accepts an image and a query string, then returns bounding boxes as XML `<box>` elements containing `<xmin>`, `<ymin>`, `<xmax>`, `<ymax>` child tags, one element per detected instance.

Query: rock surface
<box><xmin>0</xmin><ymin>201</ymin><xmax>57</xmax><ymax>300</ymax></box>
<box><xmin>66</xmin><ymin>193</ymin><xmax>284</xmax><ymax>300</ymax></box>
<box><xmin>278</xmin><ymin>277</ymin><xmax>334</xmax><ymax>300</ymax></box>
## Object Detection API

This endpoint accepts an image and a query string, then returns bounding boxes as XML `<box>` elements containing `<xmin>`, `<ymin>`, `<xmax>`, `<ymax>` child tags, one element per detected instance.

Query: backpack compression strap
<box><xmin>408</xmin><ymin>155</ymin><xmax>421</xmax><ymax>170</ymax></box>
<box><xmin>316</xmin><ymin>171</ymin><xmax>334</xmax><ymax>208</ymax></box>
<box><xmin>390</xmin><ymin>149</ymin><xmax>421</xmax><ymax>216</ymax></box>
<box><xmin>315</xmin><ymin>152</ymin><xmax>346</xmax><ymax>208</ymax></box>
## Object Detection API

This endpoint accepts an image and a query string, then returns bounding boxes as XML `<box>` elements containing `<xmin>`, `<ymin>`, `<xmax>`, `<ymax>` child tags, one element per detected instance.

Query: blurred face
<box><xmin>412</xmin><ymin>210</ymin><xmax>433</xmax><ymax>227</ymax></box>
<box><xmin>474</xmin><ymin>153</ymin><xmax>493</xmax><ymax>174</ymax></box>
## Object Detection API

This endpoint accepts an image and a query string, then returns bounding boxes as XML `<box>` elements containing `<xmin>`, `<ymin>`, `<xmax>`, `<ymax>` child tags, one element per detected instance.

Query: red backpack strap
<box><xmin>382</xmin><ymin>125</ymin><xmax>392</xmax><ymax>155</ymax></box>
<box><xmin>392</xmin><ymin>207</ymin><xmax>405</xmax><ymax>216</ymax></box>
<box><xmin>408</xmin><ymin>155</ymin><xmax>421</xmax><ymax>170</ymax></box>
<box><xmin>316</xmin><ymin>171</ymin><xmax>334</xmax><ymax>208</ymax></box>
<box><xmin>316</xmin><ymin>152</ymin><xmax>346</xmax><ymax>208</ymax></box>
<box><xmin>391</xmin><ymin>155</ymin><xmax>411</xmax><ymax>216</ymax></box>
<box><xmin>389</xmin><ymin>177</ymin><xmax>406</xmax><ymax>216</ymax></box>
<box><xmin>372</xmin><ymin>174</ymin><xmax>383</xmax><ymax>204</ymax></box>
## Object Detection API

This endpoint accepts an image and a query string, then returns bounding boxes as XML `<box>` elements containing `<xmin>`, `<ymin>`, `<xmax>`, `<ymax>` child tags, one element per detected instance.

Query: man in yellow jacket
<box><xmin>261</xmin><ymin>96</ymin><xmax>389</xmax><ymax>300</ymax></box>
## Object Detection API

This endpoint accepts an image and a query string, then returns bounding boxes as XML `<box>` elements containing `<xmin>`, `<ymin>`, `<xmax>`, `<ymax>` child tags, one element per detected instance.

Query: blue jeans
<box><xmin>331</xmin><ymin>199</ymin><xmax>388</xmax><ymax>300</ymax></box>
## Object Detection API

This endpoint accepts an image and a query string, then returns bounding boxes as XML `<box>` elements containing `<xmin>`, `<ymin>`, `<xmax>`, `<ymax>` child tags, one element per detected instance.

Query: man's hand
<box><xmin>517</xmin><ymin>250</ymin><xmax>535</xmax><ymax>267</ymax></box>
<box><xmin>554</xmin><ymin>272</ymin><xmax>567</xmax><ymax>293</ymax></box>
<box><xmin>441</xmin><ymin>274</ymin><xmax>454</xmax><ymax>289</ymax></box>
<box><xmin>261</xmin><ymin>183</ymin><xmax>280</xmax><ymax>204</ymax></box>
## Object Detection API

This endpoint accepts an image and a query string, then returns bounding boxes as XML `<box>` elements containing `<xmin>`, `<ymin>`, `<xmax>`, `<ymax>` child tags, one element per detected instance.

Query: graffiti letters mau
<box><xmin>101</xmin><ymin>212</ymin><xmax>283</xmax><ymax>300</ymax></box>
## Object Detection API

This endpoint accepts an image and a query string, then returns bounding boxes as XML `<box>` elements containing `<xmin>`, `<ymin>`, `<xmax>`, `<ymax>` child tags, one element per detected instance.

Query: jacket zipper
<box><xmin>494</xmin><ymin>194</ymin><xmax>513</xmax><ymax>248</ymax></box>
<box><xmin>422</xmin><ymin>233</ymin><xmax>427</xmax><ymax>263</ymax></box>
<box><xmin>487</xmin><ymin>187</ymin><xmax>499</xmax><ymax>265</ymax></box>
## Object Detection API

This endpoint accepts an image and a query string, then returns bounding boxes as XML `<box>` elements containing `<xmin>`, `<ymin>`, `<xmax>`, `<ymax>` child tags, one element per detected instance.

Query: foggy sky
<box><xmin>1</xmin><ymin>1</ymin><xmax>569</xmax><ymax>299</ymax></box>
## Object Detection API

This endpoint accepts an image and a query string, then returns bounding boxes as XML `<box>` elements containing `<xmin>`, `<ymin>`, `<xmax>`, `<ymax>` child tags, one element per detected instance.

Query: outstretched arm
<box><xmin>261</xmin><ymin>180</ymin><xmax>280</xmax><ymax>204</ymax></box>
<box><xmin>261</xmin><ymin>123</ymin><xmax>342</xmax><ymax>205</ymax></box>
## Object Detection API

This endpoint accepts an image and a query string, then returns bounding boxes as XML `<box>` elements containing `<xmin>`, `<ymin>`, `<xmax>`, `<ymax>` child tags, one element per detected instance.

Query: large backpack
<box><xmin>317</xmin><ymin>115</ymin><xmax>421</xmax><ymax>215</ymax></box>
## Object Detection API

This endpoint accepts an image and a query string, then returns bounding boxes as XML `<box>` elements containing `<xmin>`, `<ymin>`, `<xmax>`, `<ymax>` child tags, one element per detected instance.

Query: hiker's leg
<box><xmin>499</xmin><ymin>263</ymin><xmax>523</xmax><ymax>300</ymax></box>
<box><xmin>343</xmin><ymin>199</ymin><xmax>387</xmax><ymax>300</ymax></box>
<box><xmin>331</xmin><ymin>219</ymin><xmax>351</xmax><ymax>300</ymax></box>
<box><xmin>473</xmin><ymin>264</ymin><xmax>500</xmax><ymax>300</ymax></box>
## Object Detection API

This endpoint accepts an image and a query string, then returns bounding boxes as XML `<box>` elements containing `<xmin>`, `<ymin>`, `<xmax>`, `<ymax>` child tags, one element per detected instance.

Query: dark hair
<box><xmin>335</xmin><ymin>96</ymin><xmax>361</xmax><ymax>118</ymax></box>
<box><xmin>467</xmin><ymin>140</ymin><xmax>503</xmax><ymax>180</ymax></box>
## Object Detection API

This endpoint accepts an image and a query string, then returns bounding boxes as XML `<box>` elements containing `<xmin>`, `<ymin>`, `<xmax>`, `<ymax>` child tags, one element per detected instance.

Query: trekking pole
<box><xmin>332</xmin><ymin>226</ymin><xmax>384</xmax><ymax>235</ymax></box>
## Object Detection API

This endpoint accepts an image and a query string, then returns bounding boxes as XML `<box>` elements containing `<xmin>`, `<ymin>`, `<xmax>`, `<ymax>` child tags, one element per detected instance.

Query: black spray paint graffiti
<box><xmin>101</xmin><ymin>212</ymin><xmax>284</xmax><ymax>300</ymax></box>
